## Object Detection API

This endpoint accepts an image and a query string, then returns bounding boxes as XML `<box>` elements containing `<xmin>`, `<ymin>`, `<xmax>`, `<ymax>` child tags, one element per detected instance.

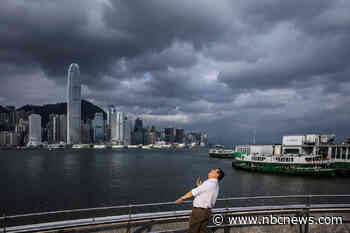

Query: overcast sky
<box><xmin>1</xmin><ymin>0</ymin><xmax>350</xmax><ymax>145</ymax></box>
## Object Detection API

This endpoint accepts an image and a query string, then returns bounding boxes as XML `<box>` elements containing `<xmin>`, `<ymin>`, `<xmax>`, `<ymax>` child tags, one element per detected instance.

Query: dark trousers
<box><xmin>188</xmin><ymin>207</ymin><xmax>211</xmax><ymax>233</ymax></box>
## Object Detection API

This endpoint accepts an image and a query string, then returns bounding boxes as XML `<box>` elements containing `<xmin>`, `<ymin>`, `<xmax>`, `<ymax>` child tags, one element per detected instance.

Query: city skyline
<box><xmin>0</xmin><ymin>98</ymin><xmax>208</xmax><ymax>146</ymax></box>
<box><xmin>1</xmin><ymin>1</ymin><xmax>350</xmax><ymax>145</ymax></box>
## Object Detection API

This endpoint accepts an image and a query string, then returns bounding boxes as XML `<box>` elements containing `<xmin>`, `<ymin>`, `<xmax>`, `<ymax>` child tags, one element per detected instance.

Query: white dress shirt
<box><xmin>191</xmin><ymin>178</ymin><xmax>219</xmax><ymax>208</ymax></box>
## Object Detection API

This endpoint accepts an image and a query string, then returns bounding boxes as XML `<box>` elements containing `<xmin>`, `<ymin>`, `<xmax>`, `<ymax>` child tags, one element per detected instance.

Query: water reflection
<box><xmin>0</xmin><ymin>149</ymin><xmax>349</xmax><ymax>215</ymax></box>
<box><xmin>25</xmin><ymin>153</ymin><xmax>44</xmax><ymax>178</ymax></box>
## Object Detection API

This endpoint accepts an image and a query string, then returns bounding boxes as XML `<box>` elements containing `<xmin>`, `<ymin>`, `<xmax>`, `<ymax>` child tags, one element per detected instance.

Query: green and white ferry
<box><xmin>232</xmin><ymin>134</ymin><xmax>350</xmax><ymax>176</ymax></box>
<box><xmin>232</xmin><ymin>153</ymin><xmax>337</xmax><ymax>176</ymax></box>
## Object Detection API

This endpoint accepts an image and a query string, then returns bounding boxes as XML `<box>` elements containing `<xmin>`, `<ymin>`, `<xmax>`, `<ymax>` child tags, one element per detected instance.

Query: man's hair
<box><xmin>217</xmin><ymin>168</ymin><xmax>225</xmax><ymax>181</ymax></box>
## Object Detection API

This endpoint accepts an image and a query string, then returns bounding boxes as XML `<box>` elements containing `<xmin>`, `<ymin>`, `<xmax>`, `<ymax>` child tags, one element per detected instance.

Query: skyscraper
<box><xmin>108</xmin><ymin>105</ymin><xmax>116</xmax><ymax>142</ymax></box>
<box><xmin>165</xmin><ymin>127</ymin><xmax>175</xmax><ymax>143</ymax></box>
<box><xmin>132</xmin><ymin>117</ymin><xmax>144</xmax><ymax>145</ymax></box>
<box><xmin>81</xmin><ymin>119</ymin><xmax>92</xmax><ymax>144</ymax></box>
<box><xmin>175</xmin><ymin>128</ymin><xmax>185</xmax><ymax>143</ymax></box>
<box><xmin>200</xmin><ymin>133</ymin><xmax>208</xmax><ymax>147</ymax></box>
<box><xmin>47</xmin><ymin>114</ymin><xmax>59</xmax><ymax>144</ymax></box>
<box><xmin>59</xmin><ymin>114</ymin><xmax>67</xmax><ymax>143</ymax></box>
<box><xmin>93</xmin><ymin>112</ymin><xmax>104</xmax><ymax>143</ymax></box>
<box><xmin>47</xmin><ymin>114</ymin><xmax>67</xmax><ymax>144</ymax></box>
<box><xmin>28</xmin><ymin>114</ymin><xmax>42</xmax><ymax>146</ymax></box>
<box><xmin>134</xmin><ymin>117</ymin><xmax>143</xmax><ymax>132</ymax></box>
<box><xmin>67</xmin><ymin>63</ymin><xmax>81</xmax><ymax>144</ymax></box>
<box><xmin>111</xmin><ymin>112</ymin><xmax>130</xmax><ymax>145</ymax></box>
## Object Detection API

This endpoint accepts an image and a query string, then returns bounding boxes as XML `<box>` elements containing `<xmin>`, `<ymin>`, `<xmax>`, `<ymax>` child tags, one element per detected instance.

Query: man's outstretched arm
<box><xmin>176</xmin><ymin>191</ymin><xmax>193</xmax><ymax>203</ymax></box>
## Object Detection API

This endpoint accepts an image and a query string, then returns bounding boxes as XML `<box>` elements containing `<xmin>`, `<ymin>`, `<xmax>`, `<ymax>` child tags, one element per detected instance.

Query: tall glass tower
<box><xmin>67</xmin><ymin>63</ymin><xmax>81</xmax><ymax>144</ymax></box>
<box><xmin>109</xmin><ymin>105</ymin><xmax>116</xmax><ymax>143</ymax></box>
<box><xmin>111</xmin><ymin>112</ymin><xmax>130</xmax><ymax>145</ymax></box>
<box><xmin>27</xmin><ymin>114</ymin><xmax>42</xmax><ymax>147</ymax></box>
<box><xmin>93</xmin><ymin>112</ymin><xmax>105</xmax><ymax>143</ymax></box>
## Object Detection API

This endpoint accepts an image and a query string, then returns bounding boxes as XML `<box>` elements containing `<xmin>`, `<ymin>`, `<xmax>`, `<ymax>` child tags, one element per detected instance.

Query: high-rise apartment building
<box><xmin>164</xmin><ymin>127</ymin><xmax>175</xmax><ymax>143</ymax></box>
<box><xmin>67</xmin><ymin>63</ymin><xmax>81</xmax><ymax>144</ymax></box>
<box><xmin>148</xmin><ymin>131</ymin><xmax>157</xmax><ymax>145</ymax></box>
<box><xmin>47</xmin><ymin>114</ymin><xmax>67</xmax><ymax>144</ymax></box>
<box><xmin>59</xmin><ymin>114</ymin><xmax>67</xmax><ymax>143</ymax></box>
<box><xmin>28</xmin><ymin>114</ymin><xmax>42</xmax><ymax>146</ymax></box>
<box><xmin>0</xmin><ymin>131</ymin><xmax>19</xmax><ymax>146</ymax></box>
<box><xmin>134</xmin><ymin>117</ymin><xmax>143</xmax><ymax>132</ymax></box>
<box><xmin>175</xmin><ymin>128</ymin><xmax>185</xmax><ymax>143</ymax></box>
<box><xmin>47</xmin><ymin>114</ymin><xmax>58</xmax><ymax>144</ymax></box>
<box><xmin>0</xmin><ymin>106</ymin><xmax>16</xmax><ymax>129</ymax></box>
<box><xmin>200</xmin><ymin>133</ymin><xmax>208</xmax><ymax>147</ymax></box>
<box><xmin>81</xmin><ymin>120</ymin><xmax>92</xmax><ymax>144</ymax></box>
<box><xmin>0</xmin><ymin>131</ymin><xmax>6</xmax><ymax>146</ymax></box>
<box><xmin>108</xmin><ymin>105</ymin><xmax>116</xmax><ymax>142</ymax></box>
<box><xmin>186</xmin><ymin>132</ymin><xmax>201</xmax><ymax>145</ymax></box>
<box><xmin>0</xmin><ymin>112</ymin><xmax>8</xmax><ymax>125</ymax></box>
<box><xmin>6</xmin><ymin>106</ymin><xmax>16</xmax><ymax>127</ymax></box>
<box><xmin>131</xmin><ymin>117</ymin><xmax>144</xmax><ymax>145</ymax></box>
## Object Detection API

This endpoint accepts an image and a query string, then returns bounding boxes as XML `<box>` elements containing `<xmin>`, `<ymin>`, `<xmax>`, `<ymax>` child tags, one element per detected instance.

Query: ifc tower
<box><xmin>67</xmin><ymin>63</ymin><xmax>81</xmax><ymax>144</ymax></box>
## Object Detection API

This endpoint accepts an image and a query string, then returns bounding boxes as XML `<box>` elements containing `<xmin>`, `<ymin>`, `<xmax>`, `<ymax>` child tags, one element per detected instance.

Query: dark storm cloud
<box><xmin>0</xmin><ymin>0</ymin><xmax>145</xmax><ymax>86</ymax></box>
<box><xmin>1</xmin><ymin>0</ymin><xmax>350</xmax><ymax>144</ymax></box>
<box><xmin>239</xmin><ymin>0</ymin><xmax>332</xmax><ymax>28</ymax></box>
<box><xmin>1</xmin><ymin>0</ymin><xmax>229</xmax><ymax>90</ymax></box>
<box><xmin>216</xmin><ymin>0</ymin><xmax>350</xmax><ymax>95</ymax></box>
<box><xmin>218</xmin><ymin>29</ymin><xmax>350</xmax><ymax>94</ymax></box>
<box><xmin>117</xmin><ymin>43</ymin><xmax>197</xmax><ymax>73</ymax></box>
<box><xmin>103</xmin><ymin>0</ymin><xmax>231</xmax><ymax>50</ymax></box>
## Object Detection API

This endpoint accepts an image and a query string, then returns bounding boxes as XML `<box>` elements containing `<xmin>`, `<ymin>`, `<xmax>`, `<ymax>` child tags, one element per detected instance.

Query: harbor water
<box><xmin>1</xmin><ymin>148</ymin><xmax>350</xmax><ymax>215</ymax></box>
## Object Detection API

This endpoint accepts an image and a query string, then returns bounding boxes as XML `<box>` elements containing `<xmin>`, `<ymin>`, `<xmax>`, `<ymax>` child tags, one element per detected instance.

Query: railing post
<box><xmin>304</xmin><ymin>195</ymin><xmax>311</xmax><ymax>233</ymax></box>
<box><xmin>126</xmin><ymin>204</ymin><xmax>131</xmax><ymax>233</ymax></box>
<box><xmin>2</xmin><ymin>214</ymin><xmax>6</xmax><ymax>233</ymax></box>
<box><xmin>306</xmin><ymin>195</ymin><xmax>311</xmax><ymax>209</ymax></box>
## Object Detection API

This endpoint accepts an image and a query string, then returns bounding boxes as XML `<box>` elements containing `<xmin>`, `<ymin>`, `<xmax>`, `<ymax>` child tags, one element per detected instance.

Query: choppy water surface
<box><xmin>0</xmin><ymin>148</ymin><xmax>349</xmax><ymax>214</ymax></box>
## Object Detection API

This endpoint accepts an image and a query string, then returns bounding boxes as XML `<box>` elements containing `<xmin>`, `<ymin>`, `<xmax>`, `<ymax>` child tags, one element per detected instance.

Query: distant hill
<box><xmin>17</xmin><ymin>100</ymin><xmax>107</xmax><ymax>127</ymax></box>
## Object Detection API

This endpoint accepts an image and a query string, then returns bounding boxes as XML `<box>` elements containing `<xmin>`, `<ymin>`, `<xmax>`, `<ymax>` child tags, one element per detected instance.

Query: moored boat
<box><xmin>128</xmin><ymin>145</ymin><xmax>142</xmax><ymax>149</ymax></box>
<box><xmin>93</xmin><ymin>144</ymin><xmax>106</xmax><ymax>149</ymax></box>
<box><xmin>112</xmin><ymin>145</ymin><xmax>126</xmax><ymax>149</ymax></box>
<box><xmin>72</xmin><ymin>144</ymin><xmax>91</xmax><ymax>149</ymax></box>
<box><xmin>232</xmin><ymin>153</ymin><xmax>337</xmax><ymax>176</ymax></box>
<box><xmin>209</xmin><ymin>145</ymin><xmax>235</xmax><ymax>158</ymax></box>
<box><xmin>142</xmin><ymin>144</ymin><xmax>153</xmax><ymax>149</ymax></box>
<box><xmin>47</xmin><ymin>144</ymin><xmax>65</xmax><ymax>150</ymax></box>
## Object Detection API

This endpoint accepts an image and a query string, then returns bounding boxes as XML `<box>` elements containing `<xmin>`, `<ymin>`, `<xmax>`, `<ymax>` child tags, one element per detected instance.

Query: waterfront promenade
<box><xmin>2</xmin><ymin>195</ymin><xmax>350</xmax><ymax>233</ymax></box>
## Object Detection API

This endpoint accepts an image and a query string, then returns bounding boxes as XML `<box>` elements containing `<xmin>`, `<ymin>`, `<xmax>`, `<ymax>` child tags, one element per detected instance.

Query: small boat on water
<box><xmin>232</xmin><ymin>153</ymin><xmax>337</xmax><ymax>176</ymax></box>
<box><xmin>142</xmin><ymin>145</ymin><xmax>153</xmax><ymax>149</ymax></box>
<box><xmin>47</xmin><ymin>144</ymin><xmax>65</xmax><ymax>150</ymax></box>
<box><xmin>209</xmin><ymin>145</ymin><xmax>235</xmax><ymax>158</ymax></box>
<box><xmin>161</xmin><ymin>144</ymin><xmax>173</xmax><ymax>149</ymax></box>
<box><xmin>112</xmin><ymin>145</ymin><xmax>126</xmax><ymax>149</ymax></box>
<box><xmin>93</xmin><ymin>144</ymin><xmax>106</xmax><ymax>149</ymax></box>
<box><xmin>128</xmin><ymin>145</ymin><xmax>142</xmax><ymax>149</ymax></box>
<box><xmin>72</xmin><ymin>144</ymin><xmax>91</xmax><ymax>149</ymax></box>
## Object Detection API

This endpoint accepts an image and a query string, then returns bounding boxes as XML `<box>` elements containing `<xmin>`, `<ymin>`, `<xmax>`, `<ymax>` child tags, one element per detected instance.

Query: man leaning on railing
<box><xmin>176</xmin><ymin>168</ymin><xmax>225</xmax><ymax>233</ymax></box>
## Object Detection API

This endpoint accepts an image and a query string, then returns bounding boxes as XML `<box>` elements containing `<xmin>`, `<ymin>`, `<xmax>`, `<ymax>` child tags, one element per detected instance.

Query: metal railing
<box><xmin>1</xmin><ymin>194</ymin><xmax>350</xmax><ymax>233</ymax></box>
